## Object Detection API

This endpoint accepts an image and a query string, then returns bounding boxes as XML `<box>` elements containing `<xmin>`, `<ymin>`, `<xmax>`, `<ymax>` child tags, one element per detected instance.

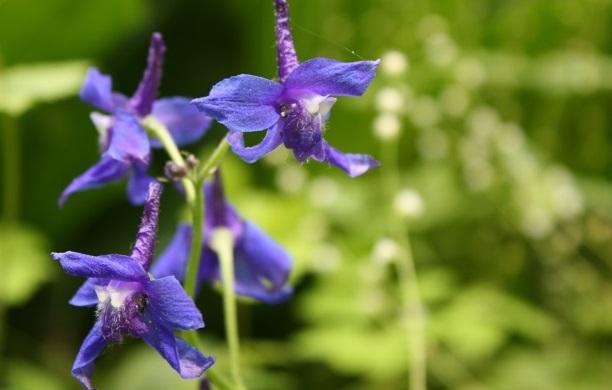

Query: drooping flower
<box><xmin>192</xmin><ymin>0</ymin><xmax>380</xmax><ymax>177</ymax></box>
<box><xmin>151</xmin><ymin>171</ymin><xmax>292</xmax><ymax>304</ymax></box>
<box><xmin>52</xmin><ymin>183</ymin><xmax>214</xmax><ymax>389</ymax></box>
<box><xmin>60</xmin><ymin>32</ymin><xmax>212</xmax><ymax>206</ymax></box>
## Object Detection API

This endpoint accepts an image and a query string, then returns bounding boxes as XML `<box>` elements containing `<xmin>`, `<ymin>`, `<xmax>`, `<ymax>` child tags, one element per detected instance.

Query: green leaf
<box><xmin>0</xmin><ymin>223</ymin><xmax>53</xmax><ymax>305</ymax></box>
<box><xmin>0</xmin><ymin>60</ymin><xmax>89</xmax><ymax>116</ymax></box>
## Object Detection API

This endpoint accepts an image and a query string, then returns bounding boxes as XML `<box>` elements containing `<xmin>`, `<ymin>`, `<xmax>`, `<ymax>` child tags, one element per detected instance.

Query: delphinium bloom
<box><xmin>152</xmin><ymin>171</ymin><xmax>292</xmax><ymax>303</ymax></box>
<box><xmin>60</xmin><ymin>33</ymin><xmax>212</xmax><ymax>205</ymax></box>
<box><xmin>192</xmin><ymin>0</ymin><xmax>380</xmax><ymax>177</ymax></box>
<box><xmin>52</xmin><ymin>183</ymin><xmax>214</xmax><ymax>389</ymax></box>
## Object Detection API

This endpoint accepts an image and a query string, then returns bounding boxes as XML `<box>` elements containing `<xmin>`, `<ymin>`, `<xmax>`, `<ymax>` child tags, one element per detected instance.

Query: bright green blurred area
<box><xmin>1</xmin><ymin>0</ymin><xmax>611</xmax><ymax>389</ymax></box>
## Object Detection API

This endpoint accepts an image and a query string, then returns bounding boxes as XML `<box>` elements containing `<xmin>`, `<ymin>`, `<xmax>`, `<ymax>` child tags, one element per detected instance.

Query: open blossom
<box><xmin>52</xmin><ymin>183</ymin><xmax>214</xmax><ymax>389</ymax></box>
<box><xmin>192</xmin><ymin>0</ymin><xmax>380</xmax><ymax>177</ymax></box>
<box><xmin>152</xmin><ymin>171</ymin><xmax>292</xmax><ymax>304</ymax></box>
<box><xmin>60</xmin><ymin>32</ymin><xmax>212</xmax><ymax>206</ymax></box>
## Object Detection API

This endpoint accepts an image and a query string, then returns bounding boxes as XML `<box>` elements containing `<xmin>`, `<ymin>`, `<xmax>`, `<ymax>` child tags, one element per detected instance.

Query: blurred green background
<box><xmin>1</xmin><ymin>0</ymin><xmax>611</xmax><ymax>389</ymax></box>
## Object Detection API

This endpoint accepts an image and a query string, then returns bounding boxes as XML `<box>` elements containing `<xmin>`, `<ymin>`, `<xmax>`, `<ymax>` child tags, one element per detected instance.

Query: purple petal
<box><xmin>232</xmin><ymin>221</ymin><xmax>293</xmax><ymax>304</ymax></box>
<box><xmin>126</xmin><ymin>163</ymin><xmax>156</xmax><ymax>206</ymax></box>
<box><xmin>69</xmin><ymin>278</ymin><xmax>108</xmax><ymax>307</ymax></box>
<box><xmin>192</xmin><ymin>75</ymin><xmax>282</xmax><ymax>132</ymax></box>
<box><xmin>142</xmin><ymin>322</ymin><xmax>214</xmax><ymax>378</ymax></box>
<box><xmin>104</xmin><ymin>111</ymin><xmax>150</xmax><ymax>164</ymax></box>
<box><xmin>71</xmin><ymin>321</ymin><xmax>107</xmax><ymax>390</ymax></box>
<box><xmin>52</xmin><ymin>252</ymin><xmax>148</xmax><ymax>281</ymax></box>
<box><xmin>150</xmin><ymin>224</ymin><xmax>192</xmax><ymax>281</ymax></box>
<box><xmin>285</xmin><ymin>58</ymin><xmax>380</xmax><ymax>97</ymax></box>
<box><xmin>227</xmin><ymin>124</ymin><xmax>283</xmax><ymax>163</ymax></box>
<box><xmin>130</xmin><ymin>182</ymin><xmax>162</xmax><ymax>269</ymax></box>
<box><xmin>319</xmin><ymin>142</ymin><xmax>380</xmax><ymax>177</ymax></box>
<box><xmin>59</xmin><ymin>156</ymin><xmax>130</xmax><ymax>206</ymax></box>
<box><xmin>80</xmin><ymin>68</ymin><xmax>115</xmax><ymax>112</ymax></box>
<box><xmin>130</xmin><ymin>32</ymin><xmax>166</xmax><ymax>116</ymax></box>
<box><xmin>151</xmin><ymin>97</ymin><xmax>212</xmax><ymax>147</ymax></box>
<box><xmin>146</xmin><ymin>276</ymin><xmax>204</xmax><ymax>330</ymax></box>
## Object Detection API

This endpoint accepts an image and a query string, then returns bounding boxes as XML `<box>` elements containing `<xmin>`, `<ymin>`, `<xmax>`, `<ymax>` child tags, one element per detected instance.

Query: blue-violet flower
<box><xmin>60</xmin><ymin>32</ymin><xmax>212</xmax><ymax>206</ymax></box>
<box><xmin>52</xmin><ymin>182</ymin><xmax>214</xmax><ymax>389</ymax></box>
<box><xmin>152</xmin><ymin>171</ymin><xmax>292</xmax><ymax>304</ymax></box>
<box><xmin>192</xmin><ymin>0</ymin><xmax>380</xmax><ymax>177</ymax></box>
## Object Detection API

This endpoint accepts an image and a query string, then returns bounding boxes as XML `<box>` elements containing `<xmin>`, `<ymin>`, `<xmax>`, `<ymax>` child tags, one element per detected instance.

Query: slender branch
<box><xmin>141</xmin><ymin>116</ymin><xmax>196</xmax><ymax>205</ymax></box>
<box><xmin>184</xmin><ymin>177</ymin><xmax>204</xmax><ymax>298</ymax></box>
<box><xmin>211</xmin><ymin>228</ymin><xmax>246</xmax><ymax>390</ymax></box>
<box><xmin>2</xmin><ymin>114</ymin><xmax>19</xmax><ymax>222</ymax></box>
<box><xmin>196</xmin><ymin>137</ymin><xmax>230</xmax><ymax>182</ymax></box>
<box><xmin>380</xmin><ymin>139</ymin><xmax>427</xmax><ymax>390</ymax></box>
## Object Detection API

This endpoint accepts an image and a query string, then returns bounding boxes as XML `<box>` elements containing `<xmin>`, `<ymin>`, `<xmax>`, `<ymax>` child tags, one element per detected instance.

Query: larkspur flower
<box><xmin>192</xmin><ymin>0</ymin><xmax>380</xmax><ymax>177</ymax></box>
<box><xmin>152</xmin><ymin>171</ymin><xmax>292</xmax><ymax>304</ymax></box>
<box><xmin>60</xmin><ymin>33</ymin><xmax>212</xmax><ymax>206</ymax></box>
<box><xmin>52</xmin><ymin>183</ymin><xmax>214</xmax><ymax>389</ymax></box>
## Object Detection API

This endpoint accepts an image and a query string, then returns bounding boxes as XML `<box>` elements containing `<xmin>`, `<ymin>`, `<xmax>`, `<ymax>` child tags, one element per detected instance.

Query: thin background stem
<box><xmin>381</xmin><ymin>139</ymin><xmax>427</xmax><ymax>390</ymax></box>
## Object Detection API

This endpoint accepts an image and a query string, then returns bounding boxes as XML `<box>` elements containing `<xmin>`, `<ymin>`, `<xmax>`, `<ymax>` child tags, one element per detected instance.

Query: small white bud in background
<box><xmin>410</xmin><ymin>96</ymin><xmax>441</xmax><ymax>128</ymax></box>
<box><xmin>275</xmin><ymin>165</ymin><xmax>307</xmax><ymax>194</ymax></box>
<box><xmin>381</xmin><ymin>50</ymin><xmax>409</xmax><ymax>76</ymax></box>
<box><xmin>309</xmin><ymin>177</ymin><xmax>340</xmax><ymax>208</ymax></box>
<box><xmin>394</xmin><ymin>189</ymin><xmax>425</xmax><ymax>218</ymax></box>
<box><xmin>375</xmin><ymin>87</ymin><xmax>405</xmax><ymax>113</ymax></box>
<box><xmin>455</xmin><ymin>56</ymin><xmax>487</xmax><ymax>89</ymax></box>
<box><xmin>373</xmin><ymin>113</ymin><xmax>401</xmax><ymax>141</ymax></box>
<box><xmin>372</xmin><ymin>238</ymin><xmax>400</xmax><ymax>266</ymax></box>
<box><xmin>440</xmin><ymin>84</ymin><xmax>470</xmax><ymax>118</ymax></box>
<box><xmin>310</xmin><ymin>243</ymin><xmax>342</xmax><ymax>273</ymax></box>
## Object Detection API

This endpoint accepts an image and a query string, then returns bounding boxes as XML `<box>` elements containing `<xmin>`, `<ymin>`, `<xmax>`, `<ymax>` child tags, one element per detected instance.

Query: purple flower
<box><xmin>151</xmin><ymin>171</ymin><xmax>292</xmax><ymax>304</ymax></box>
<box><xmin>192</xmin><ymin>0</ymin><xmax>379</xmax><ymax>177</ymax></box>
<box><xmin>52</xmin><ymin>183</ymin><xmax>214</xmax><ymax>389</ymax></box>
<box><xmin>60</xmin><ymin>33</ymin><xmax>212</xmax><ymax>206</ymax></box>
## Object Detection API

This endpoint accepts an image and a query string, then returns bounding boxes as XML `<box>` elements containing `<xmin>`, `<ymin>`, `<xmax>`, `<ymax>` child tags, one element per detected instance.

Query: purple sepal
<box><xmin>151</xmin><ymin>97</ymin><xmax>212</xmax><ymax>147</ymax></box>
<box><xmin>318</xmin><ymin>142</ymin><xmax>380</xmax><ymax>177</ymax></box>
<box><xmin>71</xmin><ymin>321</ymin><xmax>107</xmax><ymax>390</ymax></box>
<box><xmin>151</xmin><ymin>224</ymin><xmax>192</xmax><ymax>281</ymax></box>
<box><xmin>80</xmin><ymin>68</ymin><xmax>115</xmax><ymax>113</ymax></box>
<box><xmin>191</xmin><ymin>74</ymin><xmax>282</xmax><ymax>132</ymax></box>
<box><xmin>105</xmin><ymin>111</ymin><xmax>150</xmax><ymax>164</ymax></box>
<box><xmin>227</xmin><ymin>125</ymin><xmax>283</xmax><ymax>163</ymax></box>
<box><xmin>59</xmin><ymin>156</ymin><xmax>130</xmax><ymax>206</ymax></box>
<box><xmin>126</xmin><ymin>164</ymin><xmax>157</xmax><ymax>206</ymax></box>
<box><xmin>52</xmin><ymin>252</ymin><xmax>148</xmax><ymax>281</ymax></box>
<box><xmin>285</xmin><ymin>58</ymin><xmax>380</xmax><ymax>97</ymax></box>
<box><xmin>130</xmin><ymin>32</ymin><xmax>166</xmax><ymax>116</ymax></box>
<box><xmin>69</xmin><ymin>278</ymin><xmax>108</xmax><ymax>307</ymax></box>
<box><xmin>146</xmin><ymin>276</ymin><xmax>204</xmax><ymax>330</ymax></box>
<box><xmin>130</xmin><ymin>182</ymin><xmax>162</xmax><ymax>268</ymax></box>
<box><xmin>142</xmin><ymin>321</ymin><xmax>214</xmax><ymax>379</ymax></box>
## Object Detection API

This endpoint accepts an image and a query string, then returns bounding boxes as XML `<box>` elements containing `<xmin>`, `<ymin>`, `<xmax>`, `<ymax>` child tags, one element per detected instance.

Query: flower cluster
<box><xmin>53</xmin><ymin>0</ymin><xmax>379</xmax><ymax>388</ymax></box>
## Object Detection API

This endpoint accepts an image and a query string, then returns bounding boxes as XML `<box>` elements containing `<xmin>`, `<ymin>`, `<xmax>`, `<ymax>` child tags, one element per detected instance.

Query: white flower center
<box><xmin>95</xmin><ymin>281</ymin><xmax>139</xmax><ymax>308</ymax></box>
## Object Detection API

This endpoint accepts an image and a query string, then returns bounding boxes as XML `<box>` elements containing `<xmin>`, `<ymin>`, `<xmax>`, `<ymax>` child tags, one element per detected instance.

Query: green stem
<box><xmin>196</xmin><ymin>137</ymin><xmax>230</xmax><ymax>182</ymax></box>
<box><xmin>2</xmin><ymin>114</ymin><xmax>19</xmax><ymax>222</ymax></box>
<box><xmin>380</xmin><ymin>139</ymin><xmax>427</xmax><ymax>390</ymax></box>
<box><xmin>184</xmin><ymin>331</ymin><xmax>234</xmax><ymax>390</ymax></box>
<box><xmin>184</xmin><ymin>177</ymin><xmax>204</xmax><ymax>298</ymax></box>
<box><xmin>142</xmin><ymin>116</ymin><xmax>196</xmax><ymax>206</ymax></box>
<box><xmin>211</xmin><ymin>228</ymin><xmax>246</xmax><ymax>390</ymax></box>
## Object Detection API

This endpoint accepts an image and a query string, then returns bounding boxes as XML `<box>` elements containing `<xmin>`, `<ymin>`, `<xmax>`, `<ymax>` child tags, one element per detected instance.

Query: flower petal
<box><xmin>146</xmin><ymin>276</ymin><xmax>204</xmax><ymax>330</ymax></box>
<box><xmin>232</xmin><ymin>221</ymin><xmax>293</xmax><ymax>304</ymax></box>
<box><xmin>126</xmin><ymin>163</ymin><xmax>157</xmax><ymax>206</ymax></box>
<box><xmin>150</xmin><ymin>97</ymin><xmax>212</xmax><ymax>147</ymax></box>
<box><xmin>59</xmin><ymin>156</ymin><xmax>130</xmax><ymax>206</ymax></box>
<box><xmin>319</xmin><ymin>142</ymin><xmax>380</xmax><ymax>177</ymax></box>
<box><xmin>80</xmin><ymin>68</ymin><xmax>115</xmax><ymax>112</ymax></box>
<box><xmin>227</xmin><ymin>124</ymin><xmax>283</xmax><ymax>163</ymax></box>
<box><xmin>52</xmin><ymin>252</ymin><xmax>148</xmax><ymax>281</ymax></box>
<box><xmin>151</xmin><ymin>224</ymin><xmax>192</xmax><ymax>281</ymax></box>
<box><xmin>285</xmin><ymin>58</ymin><xmax>380</xmax><ymax>97</ymax></box>
<box><xmin>130</xmin><ymin>32</ymin><xmax>166</xmax><ymax>116</ymax></box>
<box><xmin>104</xmin><ymin>111</ymin><xmax>150</xmax><ymax>164</ymax></box>
<box><xmin>142</xmin><ymin>321</ymin><xmax>214</xmax><ymax>378</ymax></box>
<box><xmin>69</xmin><ymin>278</ymin><xmax>108</xmax><ymax>307</ymax></box>
<box><xmin>192</xmin><ymin>74</ymin><xmax>282</xmax><ymax>132</ymax></box>
<box><xmin>71</xmin><ymin>321</ymin><xmax>107</xmax><ymax>390</ymax></box>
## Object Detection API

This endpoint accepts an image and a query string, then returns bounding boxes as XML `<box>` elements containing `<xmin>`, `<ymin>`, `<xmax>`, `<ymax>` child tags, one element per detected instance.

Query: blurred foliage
<box><xmin>1</xmin><ymin>0</ymin><xmax>612</xmax><ymax>389</ymax></box>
